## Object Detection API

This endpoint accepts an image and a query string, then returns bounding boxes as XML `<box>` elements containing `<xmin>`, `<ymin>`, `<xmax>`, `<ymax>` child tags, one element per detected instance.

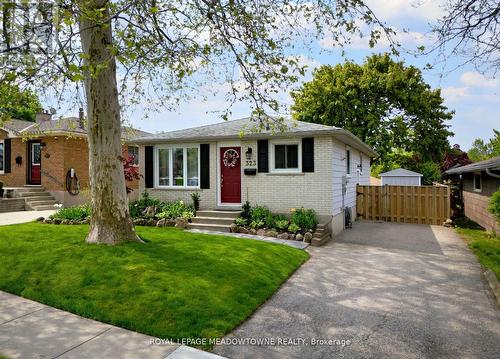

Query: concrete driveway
<box><xmin>214</xmin><ymin>222</ymin><xmax>500</xmax><ymax>359</ymax></box>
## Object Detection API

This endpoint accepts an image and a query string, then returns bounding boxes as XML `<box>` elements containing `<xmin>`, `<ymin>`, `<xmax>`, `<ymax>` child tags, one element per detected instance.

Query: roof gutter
<box><xmin>486</xmin><ymin>168</ymin><xmax>500</xmax><ymax>179</ymax></box>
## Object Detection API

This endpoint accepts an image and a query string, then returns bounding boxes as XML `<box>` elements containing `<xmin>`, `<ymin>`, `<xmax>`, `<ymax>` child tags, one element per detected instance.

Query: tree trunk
<box><xmin>78</xmin><ymin>1</ymin><xmax>141</xmax><ymax>244</ymax></box>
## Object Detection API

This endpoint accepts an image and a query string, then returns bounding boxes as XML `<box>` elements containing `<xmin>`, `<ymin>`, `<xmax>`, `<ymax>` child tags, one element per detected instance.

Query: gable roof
<box><xmin>444</xmin><ymin>156</ymin><xmax>500</xmax><ymax>175</ymax></box>
<box><xmin>379</xmin><ymin>168</ymin><xmax>422</xmax><ymax>177</ymax></box>
<box><xmin>0</xmin><ymin>117</ymin><xmax>151</xmax><ymax>140</ymax></box>
<box><xmin>130</xmin><ymin>117</ymin><xmax>378</xmax><ymax>157</ymax></box>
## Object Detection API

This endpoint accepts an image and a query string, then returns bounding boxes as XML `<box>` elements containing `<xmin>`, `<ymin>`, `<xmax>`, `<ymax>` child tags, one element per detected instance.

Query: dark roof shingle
<box><xmin>134</xmin><ymin>117</ymin><xmax>339</xmax><ymax>142</ymax></box>
<box><xmin>1</xmin><ymin>117</ymin><xmax>151</xmax><ymax>140</ymax></box>
<box><xmin>444</xmin><ymin>156</ymin><xmax>500</xmax><ymax>175</ymax></box>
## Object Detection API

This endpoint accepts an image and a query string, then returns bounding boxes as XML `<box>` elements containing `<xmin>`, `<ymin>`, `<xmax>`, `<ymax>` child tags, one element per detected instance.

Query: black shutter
<box><xmin>4</xmin><ymin>139</ymin><xmax>11</xmax><ymax>173</ymax></box>
<box><xmin>144</xmin><ymin>146</ymin><xmax>154</xmax><ymax>188</ymax></box>
<box><xmin>200</xmin><ymin>144</ymin><xmax>210</xmax><ymax>189</ymax></box>
<box><xmin>257</xmin><ymin>140</ymin><xmax>269</xmax><ymax>173</ymax></box>
<box><xmin>302</xmin><ymin>137</ymin><xmax>314</xmax><ymax>172</ymax></box>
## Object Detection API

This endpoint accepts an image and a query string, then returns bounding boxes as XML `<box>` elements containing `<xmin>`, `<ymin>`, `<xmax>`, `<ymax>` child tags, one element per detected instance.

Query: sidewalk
<box><xmin>0</xmin><ymin>291</ymin><xmax>225</xmax><ymax>359</ymax></box>
<box><xmin>0</xmin><ymin>210</ymin><xmax>56</xmax><ymax>226</ymax></box>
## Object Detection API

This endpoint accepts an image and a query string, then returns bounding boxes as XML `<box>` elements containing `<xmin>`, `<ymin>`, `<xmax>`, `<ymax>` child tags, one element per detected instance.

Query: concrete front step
<box><xmin>192</xmin><ymin>216</ymin><xmax>235</xmax><ymax>226</ymax></box>
<box><xmin>22</xmin><ymin>196</ymin><xmax>55</xmax><ymax>202</ymax></box>
<box><xmin>187</xmin><ymin>223</ymin><xmax>231</xmax><ymax>232</ymax></box>
<box><xmin>32</xmin><ymin>205</ymin><xmax>59</xmax><ymax>211</ymax></box>
<box><xmin>196</xmin><ymin>210</ymin><xmax>241</xmax><ymax>219</ymax></box>
<box><xmin>26</xmin><ymin>200</ymin><xmax>57</xmax><ymax>206</ymax></box>
<box><xmin>311</xmin><ymin>235</ymin><xmax>331</xmax><ymax>247</ymax></box>
<box><xmin>20</xmin><ymin>187</ymin><xmax>45</xmax><ymax>192</ymax></box>
<box><xmin>18</xmin><ymin>192</ymin><xmax>52</xmax><ymax>198</ymax></box>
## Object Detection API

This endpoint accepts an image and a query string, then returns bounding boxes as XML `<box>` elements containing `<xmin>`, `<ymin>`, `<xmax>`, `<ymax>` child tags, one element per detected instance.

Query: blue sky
<box><xmin>46</xmin><ymin>0</ymin><xmax>498</xmax><ymax>151</ymax></box>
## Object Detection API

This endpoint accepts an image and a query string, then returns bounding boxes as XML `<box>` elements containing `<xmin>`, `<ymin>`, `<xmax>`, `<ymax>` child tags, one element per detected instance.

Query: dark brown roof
<box><xmin>1</xmin><ymin>117</ymin><xmax>150</xmax><ymax>140</ymax></box>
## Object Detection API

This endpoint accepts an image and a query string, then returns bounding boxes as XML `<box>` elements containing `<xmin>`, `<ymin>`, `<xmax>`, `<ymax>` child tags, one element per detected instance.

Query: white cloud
<box><xmin>365</xmin><ymin>0</ymin><xmax>446</xmax><ymax>22</ymax></box>
<box><xmin>460</xmin><ymin>71</ymin><xmax>500</xmax><ymax>88</ymax></box>
<box><xmin>441</xmin><ymin>87</ymin><xmax>469</xmax><ymax>102</ymax></box>
<box><xmin>319</xmin><ymin>27</ymin><xmax>433</xmax><ymax>51</ymax></box>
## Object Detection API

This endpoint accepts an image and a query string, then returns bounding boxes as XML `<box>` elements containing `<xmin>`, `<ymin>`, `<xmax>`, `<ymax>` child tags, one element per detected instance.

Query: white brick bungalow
<box><xmin>129</xmin><ymin>117</ymin><xmax>377</xmax><ymax>235</ymax></box>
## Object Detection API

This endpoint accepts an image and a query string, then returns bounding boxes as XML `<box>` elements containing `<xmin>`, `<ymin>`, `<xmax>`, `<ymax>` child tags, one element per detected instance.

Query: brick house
<box><xmin>444</xmin><ymin>156</ymin><xmax>500</xmax><ymax>233</ymax></box>
<box><xmin>0</xmin><ymin>111</ymin><xmax>149</xmax><ymax>209</ymax></box>
<box><xmin>128</xmin><ymin>117</ymin><xmax>377</xmax><ymax>235</ymax></box>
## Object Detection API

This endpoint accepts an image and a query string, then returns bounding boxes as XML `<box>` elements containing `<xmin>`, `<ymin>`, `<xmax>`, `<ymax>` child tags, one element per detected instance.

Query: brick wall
<box><xmin>139</xmin><ymin>143</ymin><xmax>218</xmax><ymax>209</ymax></box>
<box><xmin>140</xmin><ymin>136</ymin><xmax>337</xmax><ymax>216</ymax></box>
<box><xmin>1</xmin><ymin>130</ymin><xmax>138</xmax><ymax>207</ymax></box>
<box><xmin>241</xmin><ymin>136</ymin><xmax>334</xmax><ymax>216</ymax></box>
<box><xmin>463</xmin><ymin>190</ymin><xmax>500</xmax><ymax>233</ymax></box>
<box><xmin>463</xmin><ymin>174</ymin><xmax>500</xmax><ymax>233</ymax></box>
<box><xmin>0</xmin><ymin>130</ymin><xmax>27</xmax><ymax>187</ymax></box>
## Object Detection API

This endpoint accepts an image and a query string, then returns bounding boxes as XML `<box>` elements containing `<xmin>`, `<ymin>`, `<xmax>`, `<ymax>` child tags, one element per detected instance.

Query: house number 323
<box><xmin>245</xmin><ymin>160</ymin><xmax>256</xmax><ymax>167</ymax></box>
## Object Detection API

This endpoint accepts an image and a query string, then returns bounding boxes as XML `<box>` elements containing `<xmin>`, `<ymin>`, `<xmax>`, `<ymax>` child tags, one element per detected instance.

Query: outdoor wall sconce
<box><xmin>15</xmin><ymin>156</ymin><xmax>22</xmax><ymax>166</ymax></box>
<box><xmin>40</xmin><ymin>142</ymin><xmax>47</xmax><ymax>148</ymax></box>
<box><xmin>44</xmin><ymin>153</ymin><xmax>51</xmax><ymax>159</ymax></box>
<box><xmin>245</xmin><ymin>147</ymin><xmax>253</xmax><ymax>160</ymax></box>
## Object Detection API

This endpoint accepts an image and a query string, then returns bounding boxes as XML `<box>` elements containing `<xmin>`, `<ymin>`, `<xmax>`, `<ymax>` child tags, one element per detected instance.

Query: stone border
<box><xmin>187</xmin><ymin>229</ymin><xmax>309</xmax><ymax>250</ymax></box>
<box><xmin>483</xmin><ymin>269</ymin><xmax>500</xmax><ymax>306</ymax></box>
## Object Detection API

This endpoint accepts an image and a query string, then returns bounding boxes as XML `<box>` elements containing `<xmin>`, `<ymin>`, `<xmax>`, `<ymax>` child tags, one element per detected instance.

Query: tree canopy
<box><xmin>0</xmin><ymin>0</ymin><xmax>392</xmax><ymax>244</ymax></box>
<box><xmin>468</xmin><ymin>130</ymin><xmax>500</xmax><ymax>162</ymax></box>
<box><xmin>291</xmin><ymin>54</ymin><xmax>454</xmax><ymax>171</ymax></box>
<box><xmin>0</xmin><ymin>83</ymin><xmax>42</xmax><ymax>122</ymax></box>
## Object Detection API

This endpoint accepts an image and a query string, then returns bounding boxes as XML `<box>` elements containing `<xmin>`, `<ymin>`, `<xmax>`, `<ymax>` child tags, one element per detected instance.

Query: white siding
<box><xmin>381</xmin><ymin>176</ymin><xmax>421</xmax><ymax>186</ymax></box>
<box><xmin>332</xmin><ymin>140</ymin><xmax>370</xmax><ymax>218</ymax></box>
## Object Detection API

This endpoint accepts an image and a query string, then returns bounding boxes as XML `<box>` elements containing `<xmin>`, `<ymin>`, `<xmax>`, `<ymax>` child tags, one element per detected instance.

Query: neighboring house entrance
<box><xmin>220</xmin><ymin>147</ymin><xmax>241</xmax><ymax>204</ymax></box>
<box><xmin>27</xmin><ymin>140</ymin><xmax>42</xmax><ymax>185</ymax></box>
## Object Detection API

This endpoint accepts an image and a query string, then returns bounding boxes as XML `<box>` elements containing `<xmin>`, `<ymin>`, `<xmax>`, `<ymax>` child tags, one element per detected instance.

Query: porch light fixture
<box><xmin>245</xmin><ymin>147</ymin><xmax>253</xmax><ymax>160</ymax></box>
<box><xmin>40</xmin><ymin>142</ymin><xmax>47</xmax><ymax>148</ymax></box>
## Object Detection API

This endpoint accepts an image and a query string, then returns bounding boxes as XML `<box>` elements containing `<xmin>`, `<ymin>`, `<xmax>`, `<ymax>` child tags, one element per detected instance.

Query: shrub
<box><xmin>265</xmin><ymin>213</ymin><xmax>276</xmax><ymax>228</ymax></box>
<box><xmin>234</xmin><ymin>217</ymin><xmax>247</xmax><ymax>226</ymax></box>
<box><xmin>241</xmin><ymin>201</ymin><xmax>251</xmax><ymax>220</ymax></box>
<box><xmin>129</xmin><ymin>190</ymin><xmax>161</xmax><ymax>218</ymax></box>
<box><xmin>191</xmin><ymin>192</ymin><xmax>200</xmax><ymax>211</ymax></box>
<box><xmin>249</xmin><ymin>220</ymin><xmax>265</xmax><ymax>229</ymax></box>
<box><xmin>288</xmin><ymin>223</ymin><xmax>301</xmax><ymax>233</ymax></box>
<box><xmin>488</xmin><ymin>187</ymin><xmax>500</xmax><ymax>223</ymax></box>
<box><xmin>291</xmin><ymin>207</ymin><xmax>317</xmax><ymax>232</ymax></box>
<box><xmin>181</xmin><ymin>210</ymin><xmax>195</xmax><ymax>220</ymax></box>
<box><xmin>156</xmin><ymin>200</ymin><xmax>191</xmax><ymax>220</ymax></box>
<box><xmin>250</xmin><ymin>205</ymin><xmax>271</xmax><ymax>223</ymax></box>
<box><xmin>274</xmin><ymin>219</ymin><xmax>289</xmax><ymax>231</ymax></box>
<box><xmin>51</xmin><ymin>205</ymin><xmax>90</xmax><ymax>221</ymax></box>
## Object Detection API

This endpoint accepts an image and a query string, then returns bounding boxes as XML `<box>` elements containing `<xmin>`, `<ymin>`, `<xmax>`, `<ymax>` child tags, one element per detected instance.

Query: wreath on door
<box><xmin>223</xmin><ymin>149</ymin><xmax>239</xmax><ymax>168</ymax></box>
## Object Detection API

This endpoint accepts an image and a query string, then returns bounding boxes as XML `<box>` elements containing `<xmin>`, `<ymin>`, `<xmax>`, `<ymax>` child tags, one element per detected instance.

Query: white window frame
<box><xmin>0</xmin><ymin>139</ymin><xmax>4</xmax><ymax>174</ymax></box>
<box><xmin>270</xmin><ymin>140</ymin><xmax>302</xmax><ymax>173</ymax></box>
<box><xmin>128</xmin><ymin>145</ymin><xmax>139</xmax><ymax>166</ymax></box>
<box><xmin>473</xmin><ymin>172</ymin><xmax>482</xmax><ymax>192</ymax></box>
<box><xmin>154</xmin><ymin>144</ymin><xmax>200</xmax><ymax>189</ymax></box>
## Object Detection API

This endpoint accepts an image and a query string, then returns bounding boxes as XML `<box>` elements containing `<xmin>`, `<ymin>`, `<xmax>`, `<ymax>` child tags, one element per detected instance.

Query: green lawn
<box><xmin>0</xmin><ymin>223</ymin><xmax>308</xmax><ymax>346</ymax></box>
<box><xmin>456</xmin><ymin>226</ymin><xmax>500</xmax><ymax>280</ymax></box>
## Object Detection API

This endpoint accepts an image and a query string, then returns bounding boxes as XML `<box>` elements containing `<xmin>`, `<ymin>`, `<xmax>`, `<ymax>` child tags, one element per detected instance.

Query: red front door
<box><xmin>220</xmin><ymin>147</ymin><xmax>241</xmax><ymax>203</ymax></box>
<box><xmin>28</xmin><ymin>141</ymin><xmax>41</xmax><ymax>185</ymax></box>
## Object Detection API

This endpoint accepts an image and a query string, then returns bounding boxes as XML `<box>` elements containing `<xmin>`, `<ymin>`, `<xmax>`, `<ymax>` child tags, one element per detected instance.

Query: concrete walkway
<box><xmin>0</xmin><ymin>210</ymin><xmax>56</xmax><ymax>226</ymax></box>
<box><xmin>0</xmin><ymin>291</ymin><xmax>225</xmax><ymax>359</ymax></box>
<box><xmin>214</xmin><ymin>222</ymin><xmax>500</xmax><ymax>359</ymax></box>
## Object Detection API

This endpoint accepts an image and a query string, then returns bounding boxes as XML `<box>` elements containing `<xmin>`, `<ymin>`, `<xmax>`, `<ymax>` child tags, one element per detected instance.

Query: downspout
<box><xmin>486</xmin><ymin>168</ymin><xmax>500</xmax><ymax>179</ymax></box>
